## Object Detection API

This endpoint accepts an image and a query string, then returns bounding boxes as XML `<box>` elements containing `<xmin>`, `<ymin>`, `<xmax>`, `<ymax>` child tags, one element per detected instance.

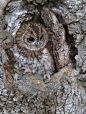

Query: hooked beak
<box><xmin>37</xmin><ymin>42</ymin><xmax>40</xmax><ymax>46</ymax></box>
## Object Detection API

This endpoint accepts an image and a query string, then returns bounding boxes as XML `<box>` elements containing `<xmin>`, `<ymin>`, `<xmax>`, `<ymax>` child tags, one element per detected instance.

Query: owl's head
<box><xmin>16</xmin><ymin>23</ymin><xmax>49</xmax><ymax>51</ymax></box>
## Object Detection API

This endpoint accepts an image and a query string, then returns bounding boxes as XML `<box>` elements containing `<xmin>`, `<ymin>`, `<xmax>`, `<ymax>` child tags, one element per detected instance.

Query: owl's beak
<box><xmin>37</xmin><ymin>42</ymin><xmax>40</xmax><ymax>46</ymax></box>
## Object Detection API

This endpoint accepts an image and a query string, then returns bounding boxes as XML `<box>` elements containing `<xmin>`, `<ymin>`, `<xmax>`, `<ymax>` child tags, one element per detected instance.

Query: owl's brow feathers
<box><xmin>30</xmin><ymin>24</ymin><xmax>40</xmax><ymax>37</ymax></box>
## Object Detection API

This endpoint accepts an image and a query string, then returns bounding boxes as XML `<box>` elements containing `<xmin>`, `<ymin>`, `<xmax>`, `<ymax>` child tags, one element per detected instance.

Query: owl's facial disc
<box><xmin>16</xmin><ymin>23</ymin><xmax>48</xmax><ymax>51</ymax></box>
<box><xmin>25</xmin><ymin>34</ymin><xmax>47</xmax><ymax>51</ymax></box>
<box><xmin>24</xmin><ymin>32</ymin><xmax>48</xmax><ymax>51</ymax></box>
<box><xmin>26</xmin><ymin>35</ymin><xmax>43</xmax><ymax>49</ymax></box>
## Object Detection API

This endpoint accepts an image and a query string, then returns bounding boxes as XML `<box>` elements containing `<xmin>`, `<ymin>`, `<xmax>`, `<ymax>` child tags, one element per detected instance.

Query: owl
<box><xmin>14</xmin><ymin>22</ymin><xmax>55</xmax><ymax>82</ymax></box>
<box><xmin>2</xmin><ymin>7</ymin><xmax>70</xmax><ymax>86</ymax></box>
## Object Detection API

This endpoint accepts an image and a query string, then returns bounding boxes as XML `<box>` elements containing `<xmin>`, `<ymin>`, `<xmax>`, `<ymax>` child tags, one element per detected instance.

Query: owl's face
<box><xmin>16</xmin><ymin>23</ymin><xmax>49</xmax><ymax>51</ymax></box>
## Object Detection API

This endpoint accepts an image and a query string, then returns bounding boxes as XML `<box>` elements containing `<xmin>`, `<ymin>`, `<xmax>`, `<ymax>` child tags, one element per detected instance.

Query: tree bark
<box><xmin>0</xmin><ymin>0</ymin><xmax>86</xmax><ymax>113</ymax></box>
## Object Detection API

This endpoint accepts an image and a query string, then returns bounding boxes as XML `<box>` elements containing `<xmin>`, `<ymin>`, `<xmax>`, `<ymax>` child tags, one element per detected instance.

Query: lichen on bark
<box><xmin>0</xmin><ymin>0</ymin><xmax>86</xmax><ymax>114</ymax></box>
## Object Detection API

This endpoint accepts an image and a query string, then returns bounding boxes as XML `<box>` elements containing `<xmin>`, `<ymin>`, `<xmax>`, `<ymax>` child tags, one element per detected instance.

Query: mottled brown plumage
<box><xmin>14</xmin><ymin>22</ymin><xmax>55</xmax><ymax>81</ymax></box>
<box><xmin>2</xmin><ymin>7</ymin><xmax>70</xmax><ymax>85</ymax></box>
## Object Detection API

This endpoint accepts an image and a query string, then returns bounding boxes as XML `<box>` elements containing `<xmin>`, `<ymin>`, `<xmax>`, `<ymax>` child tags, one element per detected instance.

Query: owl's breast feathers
<box><xmin>14</xmin><ymin>45</ymin><xmax>55</xmax><ymax>76</ymax></box>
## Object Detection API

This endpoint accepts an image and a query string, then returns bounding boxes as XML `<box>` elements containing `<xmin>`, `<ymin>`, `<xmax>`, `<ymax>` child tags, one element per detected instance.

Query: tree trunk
<box><xmin>0</xmin><ymin>0</ymin><xmax>86</xmax><ymax>113</ymax></box>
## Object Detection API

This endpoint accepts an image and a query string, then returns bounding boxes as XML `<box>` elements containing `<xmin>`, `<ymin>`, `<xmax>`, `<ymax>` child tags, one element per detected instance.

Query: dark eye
<box><xmin>40</xmin><ymin>35</ymin><xmax>43</xmax><ymax>40</ymax></box>
<box><xmin>27</xmin><ymin>37</ymin><xmax>35</xmax><ymax>42</ymax></box>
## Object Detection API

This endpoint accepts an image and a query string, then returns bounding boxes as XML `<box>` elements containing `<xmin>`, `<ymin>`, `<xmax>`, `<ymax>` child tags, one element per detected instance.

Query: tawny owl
<box><xmin>14</xmin><ymin>22</ymin><xmax>55</xmax><ymax>81</ymax></box>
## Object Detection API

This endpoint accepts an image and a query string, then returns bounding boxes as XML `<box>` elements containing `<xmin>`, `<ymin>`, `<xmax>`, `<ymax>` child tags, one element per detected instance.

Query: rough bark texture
<box><xmin>0</xmin><ymin>0</ymin><xmax>11</xmax><ymax>15</ymax></box>
<box><xmin>0</xmin><ymin>0</ymin><xmax>86</xmax><ymax>114</ymax></box>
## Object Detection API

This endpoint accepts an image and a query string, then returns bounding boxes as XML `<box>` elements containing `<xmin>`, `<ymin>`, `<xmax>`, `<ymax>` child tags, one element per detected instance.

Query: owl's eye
<box><xmin>40</xmin><ymin>35</ymin><xmax>44</xmax><ymax>40</ymax></box>
<box><xmin>27</xmin><ymin>37</ymin><xmax>35</xmax><ymax>42</ymax></box>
